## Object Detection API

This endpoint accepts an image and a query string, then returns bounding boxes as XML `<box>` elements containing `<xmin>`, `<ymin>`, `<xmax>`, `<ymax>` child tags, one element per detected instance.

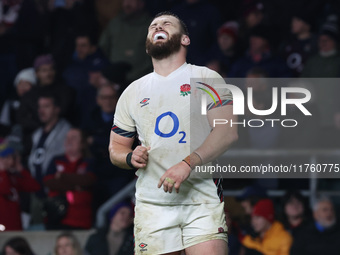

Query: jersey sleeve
<box><xmin>113</xmin><ymin>87</ymin><xmax>136</xmax><ymax>133</ymax></box>
<box><xmin>202</xmin><ymin>69</ymin><xmax>233</xmax><ymax>110</ymax></box>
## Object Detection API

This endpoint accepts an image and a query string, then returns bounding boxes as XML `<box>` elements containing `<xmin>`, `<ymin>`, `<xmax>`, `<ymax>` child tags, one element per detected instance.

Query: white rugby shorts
<box><xmin>134</xmin><ymin>200</ymin><xmax>228</xmax><ymax>254</ymax></box>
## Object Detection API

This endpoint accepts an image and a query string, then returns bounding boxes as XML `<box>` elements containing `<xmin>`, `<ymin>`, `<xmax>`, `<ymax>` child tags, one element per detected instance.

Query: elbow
<box><xmin>108</xmin><ymin>145</ymin><xmax>125</xmax><ymax>168</ymax></box>
<box><xmin>108</xmin><ymin>145</ymin><xmax>117</xmax><ymax>166</ymax></box>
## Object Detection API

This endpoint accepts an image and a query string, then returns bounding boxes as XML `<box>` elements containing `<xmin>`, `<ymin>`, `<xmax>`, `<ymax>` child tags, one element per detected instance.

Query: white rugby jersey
<box><xmin>113</xmin><ymin>63</ymin><xmax>232</xmax><ymax>205</ymax></box>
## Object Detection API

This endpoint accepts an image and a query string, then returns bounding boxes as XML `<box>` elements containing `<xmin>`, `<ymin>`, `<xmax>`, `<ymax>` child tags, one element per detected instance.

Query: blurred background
<box><xmin>1</xmin><ymin>0</ymin><xmax>340</xmax><ymax>254</ymax></box>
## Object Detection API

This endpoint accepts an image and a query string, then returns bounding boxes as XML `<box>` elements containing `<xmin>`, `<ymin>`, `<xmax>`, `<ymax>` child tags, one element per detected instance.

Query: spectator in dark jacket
<box><xmin>84</xmin><ymin>85</ymin><xmax>134</xmax><ymax>211</ymax></box>
<box><xmin>0</xmin><ymin>142</ymin><xmax>40</xmax><ymax>231</ymax></box>
<box><xmin>300</xmin><ymin>21</ymin><xmax>340</xmax><ymax>127</ymax></box>
<box><xmin>99</xmin><ymin>0</ymin><xmax>152</xmax><ymax>82</ymax></box>
<box><xmin>0</xmin><ymin>68</ymin><xmax>36</xmax><ymax>137</ymax></box>
<box><xmin>206</xmin><ymin>21</ymin><xmax>241</xmax><ymax>77</ymax></box>
<box><xmin>229</xmin><ymin>24</ymin><xmax>291</xmax><ymax>77</ymax></box>
<box><xmin>280</xmin><ymin>11</ymin><xmax>317</xmax><ymax>77</ymax></box>
<box><xmin>44</xmin><ymin>128</ymin><xmax>95</xmax><ymax>230</ymax></box>
<box><xmin>172</xmin><ymin>0</ymin><xmax>222</xmax><ymax>66</ymax></box>
<box><xmin>63</xmin><ymin>32</ymin><xmax>110</xmax><ymax>126</ymax></box>
<box><xmin>301</xmin><ymin>21</ymin><xmax>340</xmax><ymax>78</ymax></box>
<box><xmin>85</xmin><ymin>201</ymin><xmax>134</xmax><ymax>255</ymax></box>
<box><xmin>279</xmin><ymin>190</ymin><xmax>311</xmax><ymax>237</ymax></box>
<box><xmin>290</xmin><ymin>196</ymin><xmax>340</xmax><ymax>255</ymax></box>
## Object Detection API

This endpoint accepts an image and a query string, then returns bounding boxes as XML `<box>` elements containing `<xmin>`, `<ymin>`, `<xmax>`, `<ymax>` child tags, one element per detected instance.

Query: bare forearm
<box><xmin>109</xmin><ymin>132</ymin><xmax>149</xmax><ymax>169</ymax></box>
<box><xmin>191</xmin><ymin>106</ymin><xmax>238</xmax><ymax>168</ymax></box>
<box><xmin>109</xmin><ymin>132</ymin><xmax>134</xmax><ymax>169</ymax></box>
<box><xmin>109</xmin><ymin>144</ymin><xmax>133</xmax><ymax>169</ymax></box>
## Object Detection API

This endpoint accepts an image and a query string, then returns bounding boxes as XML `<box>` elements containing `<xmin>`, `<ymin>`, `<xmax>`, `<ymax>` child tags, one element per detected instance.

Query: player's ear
<box><xmin>181</xmin><ymin>35</ymin><xmax>190</xmax><ymax>46</ymax></box>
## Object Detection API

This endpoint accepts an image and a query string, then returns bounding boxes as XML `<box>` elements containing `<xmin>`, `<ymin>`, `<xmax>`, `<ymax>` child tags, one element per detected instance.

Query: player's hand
<box><xmin>158</xmin><ymin>161</ymin><xmax>191</xmax><ymax>193</ymax></box>
<box><xmin>131</xmin><ymin>146</ymin><xmax>150</xmax><ymax>168</ymax></box>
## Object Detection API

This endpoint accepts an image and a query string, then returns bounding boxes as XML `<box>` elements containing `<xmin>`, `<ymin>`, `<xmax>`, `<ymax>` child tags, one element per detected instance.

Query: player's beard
<box><xmin>146</xmin><ymin>33</ymin><xmax>182</xmax><ymax>60</ymax></box>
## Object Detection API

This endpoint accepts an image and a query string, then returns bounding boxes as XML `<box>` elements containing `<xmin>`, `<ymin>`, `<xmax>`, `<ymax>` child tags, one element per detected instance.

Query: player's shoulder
<box><xmin>187</xmin><ymin>63</ymin><xmax>223</xmax><ymax>79</ymax></box>
<box><xmin>120</xmin><ymin>72</ymin><xmax>154</xmax><ymax>97</ymax></box>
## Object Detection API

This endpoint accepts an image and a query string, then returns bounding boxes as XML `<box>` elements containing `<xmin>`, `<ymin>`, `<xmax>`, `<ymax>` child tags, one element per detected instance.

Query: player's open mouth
<box><xmin>153</xmin><ymin>32</ymin><xmax>168</xmax><ymax>41</ymax></box>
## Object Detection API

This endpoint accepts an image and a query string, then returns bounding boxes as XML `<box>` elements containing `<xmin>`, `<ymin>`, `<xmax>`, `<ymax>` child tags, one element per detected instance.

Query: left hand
<box><xmin>158</xmin><ymin>161</ymin><xmax>191</xmax><ymax>193</ymax></box>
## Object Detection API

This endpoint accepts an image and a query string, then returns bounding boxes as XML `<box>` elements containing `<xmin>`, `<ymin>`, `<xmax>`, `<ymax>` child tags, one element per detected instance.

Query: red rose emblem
<box><xmin>180</xmin><ymin>84</ymin><xmax>191</xmax><ymax>96</ymax></box>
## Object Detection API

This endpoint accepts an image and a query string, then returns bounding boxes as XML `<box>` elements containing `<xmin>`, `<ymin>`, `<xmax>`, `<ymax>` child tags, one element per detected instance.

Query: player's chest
<box><xmin>136</xmin><ymin>81</ymin><xmax>193</xmax><ymax>111</ymax></box>
<box><xmin>133</xmin><ymin>81</ymin><xmax>194</xmax><ymax>129</ymax></box>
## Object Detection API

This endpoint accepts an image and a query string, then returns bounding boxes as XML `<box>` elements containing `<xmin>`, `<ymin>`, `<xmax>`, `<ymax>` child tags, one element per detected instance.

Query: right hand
<box><xmin>131</xmin><ymin>146</ymin><xmax>150</xmax><ymax>168</ymax></box>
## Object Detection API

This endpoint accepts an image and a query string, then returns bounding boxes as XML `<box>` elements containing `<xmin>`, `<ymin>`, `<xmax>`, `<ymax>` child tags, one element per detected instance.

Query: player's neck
<box><xmin>152</xmin><ymin>52</ymin><xmax>186</xmax><ymax>77</ymax></box>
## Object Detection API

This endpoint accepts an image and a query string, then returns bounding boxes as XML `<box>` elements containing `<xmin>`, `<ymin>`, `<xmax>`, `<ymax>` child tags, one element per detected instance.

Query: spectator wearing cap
<box><xmin>241</xmin><ymin>199</ymin><xmax>292</xmax><ymax>255</ymax></box>
<box><xmin>206</xmin><ymin>21</ymin><xmax>241</xmax><ymax>77</ymax></box>
<box><xmin>83</xmin><ymin>84</ymin><xmax>134</xmax><ymax>211</ymax></box>
<box><xmin>0</xmin><ymin>68</ymin><xmax>36</xmax><ymax>137</ymax></box>
<box><xmin>290</xmin><ymin>196</ymin><xmax>340</xmax><ymax>255</ymax></box>
<box><xmin>63</xmin><ymin>32</ymin><xmax>110</xmax><ymax>126</ymax></box>
<box><xmin>17</xmin><ymin>55</ymin><xmax>76</xmax><ymax>158</ymax></box>
<box><xmin>280</xmin><ymin>11</ymin><xmax>318</xmax><ymax>77</ymax></box>
<box><xmin>237</xmin><ymin>185</ymin><xmax>267</xmax><ymax>216</ymax></box>
<box><xmin>228</xmin><ymin>24</ymin><xmax>291</xmax><ymax>77</ymax></box>
<box><xmin>232</xmin><ymin>185</ymin><xmax>268</xmax><ymax>252</ymax></box>
<box><xmin>302</xmin><ymin>21</ymin><xmax>340</xmax><ymax>77</ymax></box>
<box><xmin>0</xmin><ymin>141</ymin><xmax>40</xmax><ymax>231</ymax></box>
<box><xmin>99</xmin><ymin>0</ymin><xmax>152</xmax><ymax>82</ymax></box>
<box><xmin>85</xmin><ymin>201</ymin><xmax>134</xmax><ymax>255</ymax></box>
<box><xmin>171</xmin><ymin>0</ymin><xmax>222</xmax><ymax>66</ymax></box>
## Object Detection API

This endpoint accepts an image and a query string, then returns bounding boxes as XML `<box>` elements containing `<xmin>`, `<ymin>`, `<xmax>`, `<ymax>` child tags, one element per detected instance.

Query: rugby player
<box><xmin>109</xmin><ymin>11</ymin><xmax>238</xmax><ymax>255</ymax></box>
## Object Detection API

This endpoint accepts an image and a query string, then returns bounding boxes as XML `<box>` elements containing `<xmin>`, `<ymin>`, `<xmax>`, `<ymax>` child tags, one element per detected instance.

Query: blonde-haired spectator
<box><xmin>54</xmin><ymin>232</ymin><xmax>83</xmax><ymax>255</ymax></box>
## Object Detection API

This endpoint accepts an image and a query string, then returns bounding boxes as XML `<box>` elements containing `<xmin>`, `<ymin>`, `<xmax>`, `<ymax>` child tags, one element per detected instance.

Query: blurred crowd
<box><xmin>1</xmin><ymin>0</ymin><xmax>340</xmax><ymax>254</ymax></box>
<box><xmin>2</xmin><ymin>188</ymin><xmax>340</xmax><ymax>255</ymax></box>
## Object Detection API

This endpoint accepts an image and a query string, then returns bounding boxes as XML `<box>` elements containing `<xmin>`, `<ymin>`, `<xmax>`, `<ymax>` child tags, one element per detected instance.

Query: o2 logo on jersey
<box><xmin>154</xmin><ymin>111</ymin><xmax>186</xmax><ymax>143</ymax></box>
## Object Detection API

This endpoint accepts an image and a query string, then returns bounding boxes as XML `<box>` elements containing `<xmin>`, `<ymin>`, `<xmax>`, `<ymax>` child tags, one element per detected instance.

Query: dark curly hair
<box><xmin>2</xmin><ymin>237</ymin><xmax>35</xmax><ymax>255</ymax></box>
<box><xmin>153</xmin><ymin>11</ymin><xmax>189</xmax><ymax>36</ymax></box>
